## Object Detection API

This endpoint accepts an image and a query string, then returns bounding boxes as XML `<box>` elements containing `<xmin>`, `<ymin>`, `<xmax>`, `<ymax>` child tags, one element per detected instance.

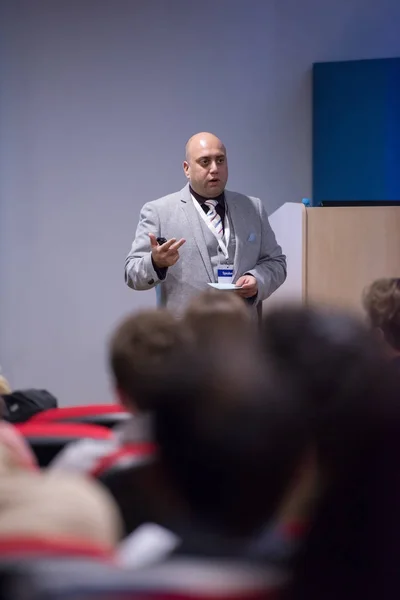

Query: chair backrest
<box><xmin>28</xmin><ymin>404</ymin><xmax>129</xmax><ymax>429</ymax></box>
<box><xmin>91</xmin><ymin>442</ymin><xmax>156</xmax><ymax>478</ymax></box>
<box><xmin>0</xmin><ymin>556</ymin><xmax>284</xmax><ymax>600</ymax></box>
<box><xmin>0</xmin><ymin>536</ymin><xmax>114</xmax><ymax>563</ymax></box>
<box><xmin>17</xmin><ymin>422</ymin><xmax>113</xmax><ymax>467</ymax></box>
<box><xmin>97</xmin><ymin>452</ymin><xmax>188</xmax><ymax>537</ymax></box>
<box><xmin>0</xmin><ymin>551</ymin><xmax>119</xmax><ymax>600</ymax></box>
<box><xmin>94</xmin><ymin>444</ymin><xmax>158</xmax><ymax>536</ymax></box>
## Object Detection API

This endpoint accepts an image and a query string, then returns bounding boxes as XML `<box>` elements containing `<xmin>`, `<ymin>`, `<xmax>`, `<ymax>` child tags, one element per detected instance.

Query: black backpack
<box><xmin>2</xmin><ymin>389</ymin><xmax>58</xmax><ymax>423</ymax></box>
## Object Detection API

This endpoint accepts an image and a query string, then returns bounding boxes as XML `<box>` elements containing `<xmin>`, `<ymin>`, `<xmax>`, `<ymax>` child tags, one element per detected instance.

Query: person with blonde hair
<box><xmin>0</xmin><ymin>449</ymin><xmax>121</xmax><ymax>557</ymax></box>
<box><xmin>0</xmin><ymin>376</ymin><xmax>11</xmax><ymax>396</ymax></box>
<box><xmin>363</xmin><ymin>278</ymin><xmax>400</xmax><ymax>362</ymax></box>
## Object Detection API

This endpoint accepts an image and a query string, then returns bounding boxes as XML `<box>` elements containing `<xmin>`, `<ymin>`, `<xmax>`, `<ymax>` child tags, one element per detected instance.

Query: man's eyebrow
<box><xmin>196</xmin><ymin>153</ymin><xmax>225</xmax><ymax>161</ymax></box>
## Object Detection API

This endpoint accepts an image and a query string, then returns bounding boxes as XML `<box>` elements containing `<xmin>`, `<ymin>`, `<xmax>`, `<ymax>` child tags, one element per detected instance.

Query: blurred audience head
<box><xmin>261</xmin><ymin>304</ymin><xmax>396</xmax><ymax>477</ymax></box>
<box><xmin>261</xmin><ymin>304</ymin><xmax>400</xmax><ymax>598</ymax></box>
<box><xmin>183</xmin><ymin>289</ymin><xmax>252</xmax><ymax>348</ymax></box>
<box><xmin>0</xmin><ymin>442</ymin><xmax>25</xmax><ymax>474</ymax></box>
<box><xmin>0</xmin><ymin>470</ymin><xmax>121</xmax><ymax>549</ymax></box>
<box><xmin>153</xmin><ymin>334</ymin><xmax>309</xmax><ymax>538</ymax></box>
<box><xmin>362</xmin><ymin>277</ymin><xmax>400</xmax><ymax>356</ymax></box>
<box><xmin>0</xmin><ymin>423</ymin><xmax>37</xmax><ymax>472</ymax></box>
<box><xmin>108</xmin><ymin>309</ymin><xmax>185</xmax><ymax>413</ymax></box>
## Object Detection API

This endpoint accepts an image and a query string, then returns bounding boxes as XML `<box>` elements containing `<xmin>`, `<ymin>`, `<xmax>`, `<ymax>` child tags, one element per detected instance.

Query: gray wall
<box><xmin>1</xmin><ymin>0</ymin><xmax>400</xmax><ymax>405</ymax></box>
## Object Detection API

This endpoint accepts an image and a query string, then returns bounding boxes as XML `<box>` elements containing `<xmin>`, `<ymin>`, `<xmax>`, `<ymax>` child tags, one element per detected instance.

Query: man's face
<box><xmin>183</xmin><ymin>140</ymin><xmax>228</xmax><ymax>198</ymax></box>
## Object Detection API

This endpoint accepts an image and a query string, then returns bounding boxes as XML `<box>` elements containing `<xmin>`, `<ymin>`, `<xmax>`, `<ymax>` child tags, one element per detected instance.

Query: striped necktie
<box><xmin>204</xmin><ymin>199</ymin><xmax>223</xmax><ymax>239</ymax></box>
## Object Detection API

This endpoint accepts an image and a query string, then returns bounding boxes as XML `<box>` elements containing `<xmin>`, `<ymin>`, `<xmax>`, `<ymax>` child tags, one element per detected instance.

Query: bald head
<box><xmin>183</xmin><ymin>132</ymin><xmax>228</xmax><ymax>198</ymax></box>
<box><xmin>185</xmin><ymin>132</ymin><xmax>226</xmax><ymax>162</ymax></box>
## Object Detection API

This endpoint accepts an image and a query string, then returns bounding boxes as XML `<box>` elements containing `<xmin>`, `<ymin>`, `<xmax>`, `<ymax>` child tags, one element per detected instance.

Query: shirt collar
<box><xmin>189</xmin><ymin>185</ymin><xmax>225</xmax><ymax>207</ymax></box>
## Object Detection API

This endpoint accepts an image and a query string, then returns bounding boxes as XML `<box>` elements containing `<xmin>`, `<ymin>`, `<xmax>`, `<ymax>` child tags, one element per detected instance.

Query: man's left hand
<box><xmin>235</xmin><ymin>275</ymin><xmax>258</xmax><ymax>299</ymax></box>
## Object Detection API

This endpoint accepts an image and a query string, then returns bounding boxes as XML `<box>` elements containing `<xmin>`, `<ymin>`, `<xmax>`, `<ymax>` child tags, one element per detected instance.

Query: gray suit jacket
<box><xmin>125</xmin><ymin>184</ymin><xmax>286</xmax><ymax>316</ymax></box>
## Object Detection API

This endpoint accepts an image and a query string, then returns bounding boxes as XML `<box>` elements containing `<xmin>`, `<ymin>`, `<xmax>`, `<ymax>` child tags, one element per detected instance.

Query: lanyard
<box><xmin>191</xmin><ymin>195</ymin><xmax>230</xmax><ymax>260</ymax></box>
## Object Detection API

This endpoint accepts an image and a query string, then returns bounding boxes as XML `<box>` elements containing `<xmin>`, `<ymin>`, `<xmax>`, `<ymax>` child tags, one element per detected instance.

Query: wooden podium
<box><xmin>265</xmin><ymin>203</ymin><xmax>400</xmax><ymax>313</ymax></box>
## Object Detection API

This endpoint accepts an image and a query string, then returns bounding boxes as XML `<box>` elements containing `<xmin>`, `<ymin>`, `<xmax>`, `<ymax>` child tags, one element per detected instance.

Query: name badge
<box><xmin>217</xmin><ymin>264</ymin><xmax>234</xmax><ymax>284</ymax></box>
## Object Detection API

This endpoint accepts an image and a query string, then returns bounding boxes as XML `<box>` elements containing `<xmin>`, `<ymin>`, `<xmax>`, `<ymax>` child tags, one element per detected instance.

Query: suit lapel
<box><xmin>225</xmin><ymin>191</ymin><xmax>244</xmax><ymax>277</ymax></box>
<box><xmin>180</xmin><ymin>185</ymin><xmax>214</xmax><ymax>282</ymax></box>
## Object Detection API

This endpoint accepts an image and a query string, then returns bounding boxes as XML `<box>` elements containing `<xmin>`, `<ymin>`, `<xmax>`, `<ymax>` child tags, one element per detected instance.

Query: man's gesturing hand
<box><xmin>149</xmin><ymin>233</ymin><xmax>186</xmax><ymax>269</ymax></box>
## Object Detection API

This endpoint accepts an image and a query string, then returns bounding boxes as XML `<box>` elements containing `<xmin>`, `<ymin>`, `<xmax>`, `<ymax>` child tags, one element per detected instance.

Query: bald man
<box><xmin>125</xmin><ymin>133</ymin><xmax>286</xmax><ymax>317</ymax></box>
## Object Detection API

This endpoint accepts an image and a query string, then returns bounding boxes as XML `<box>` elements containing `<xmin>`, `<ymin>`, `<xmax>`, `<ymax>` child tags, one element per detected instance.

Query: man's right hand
<box><xmin>149</xmin><ymin>233</ymin><xmax>186</xmax><ymax>269</ymax></box>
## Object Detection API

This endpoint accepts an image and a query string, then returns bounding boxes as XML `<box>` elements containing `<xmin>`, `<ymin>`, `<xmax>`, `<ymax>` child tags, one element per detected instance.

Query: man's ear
<box><xmin>183</xmin><ymin>160</ymin><xmax>190</xmax><ymax>179</ymax></box>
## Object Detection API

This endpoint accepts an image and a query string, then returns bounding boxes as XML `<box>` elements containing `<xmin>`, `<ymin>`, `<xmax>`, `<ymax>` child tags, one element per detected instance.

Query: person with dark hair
<box><xmin>261</xmin><ymin>304</ymin><xmax>400</xmax><ymax>599</ymax></box>
<box><xmin>363</xmin><ymin>277</ymin><xmax>400</xmax><ymax>365</ymax></box>
<box><xmin>156</xmin><ymin>345</ymin><xmax>307</xmax><ymax>538</ymax></box>
<box><xmin>51</xmin><ymin>309</ymin><xmax>186</xmax><ymax>473</ymax></box>
<box><xmin>108</xmin><ymin>309</ymin><xmax>186</xmax><ymax>413</ymax></box>
<box><xmin>118</xmin><ymin>335</ymin><xmax>312</xmax><ymax>592</ymax></box>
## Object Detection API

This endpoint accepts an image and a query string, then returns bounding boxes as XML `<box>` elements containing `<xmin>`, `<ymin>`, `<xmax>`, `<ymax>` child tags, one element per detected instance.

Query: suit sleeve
<box><xmin>124</xmin><ymin>202</ymin><xmax>168</xmax><ymax>291</ymax></box>
<box><xmin>245</xmin><ymin>198</ymin><xmax>287</xmax><ymax>304</ymax></box>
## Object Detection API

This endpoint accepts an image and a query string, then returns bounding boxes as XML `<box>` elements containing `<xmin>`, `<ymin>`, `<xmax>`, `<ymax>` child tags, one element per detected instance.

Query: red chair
<box><xmin>0</xmin><ymin>536</ymin><xmax>115</xmax><ymax>563</ymax></box>
<box><xmin>18</xmin><ymin>559</ymin><xmax>282</xmax><ymax>600</ymax></box>
<box><xmin>0</xmin><ymin>539</ymin><xmax>282</xmax><ymax>600</ymax></box>
<box><xmin>17</xmin><ymin>422</ymin><xmax>113</xmax><ymax>467</ymax></box>
<box><xmin>0</xmin><ymin>536</ymin><xmax>118</xmax><ymax>600</ymax></box>
<box><xmin>28</xmin><ymin>404</ymin><xmax>129</xmax><ymax>429</ymax></box>
<box><xmin>91</xmin><ymin>442</ymin><xmax>156</xmax><ymax>479</ymax></box>
<box><xmin>92</xmin><ymin>446</ymin><xmax>188</xmax><ymax>538</ymax></box>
